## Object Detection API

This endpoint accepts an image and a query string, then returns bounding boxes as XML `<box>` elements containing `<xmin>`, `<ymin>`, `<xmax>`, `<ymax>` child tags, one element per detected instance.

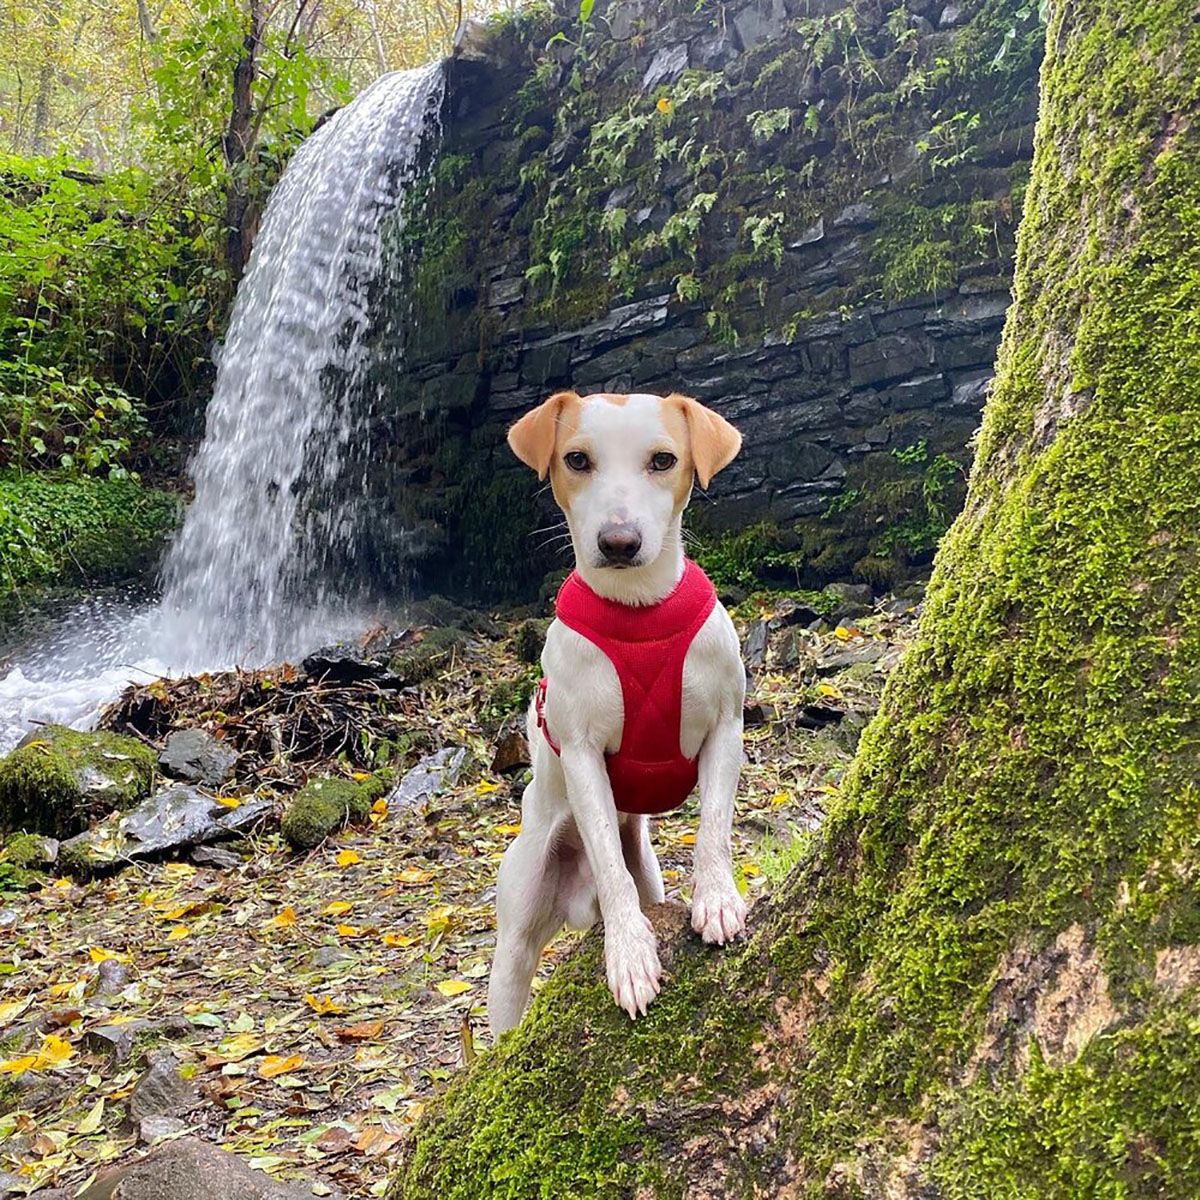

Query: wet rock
<box><xmin>767</xmin><ymin>599</ymin><xmax>823</xmax><ymax>630</ymax></box>
<box><xmin>60</xmin><ymin>786</ymin><xmax>272</xmax><ymax>875</ymax></box>
<box><xmin>744</xmin><ymin>621</ymin><xmax>769</xmax><ymax>669</ymax></box>
<box><xmin>491</xmin><ymin>728</ymin><xmax>530</xmax><ymax>775</ymax></box>
<box><xmin>743</xmin><ymin>700</ymin><xmax>776</xmax><ymax>728</ymax></box>
<box><xmin>190</xmin><ymin>844</ymin><xmax>243</xmax><ymax>870</ymax></box>
<box><xmin>0</xmin><ymin>726</ymin><xmax>157</xmax><ymax>839</ymax></box>
<box><xmin>302</xmin><ymin>641</ymin><xmax>398</xmax><ymax>685</ymax></box>
<box><xmin>159</xmin><ymin>729</ymin><xmax>238</xmax><ymax>788</ymax></box>
<box><xmin>59</xmin><ymin>1137</ymin><xmax>340</xmax><ymax>1200</ymax></box>
<box><xmin>642</xmin><ymin>43</ymin><xmax>688</xmax><ymax>89</ymax></box>
<box><xmin>127</xmin><ymin>1055</ymin><xmax>198</xmax><ymax>1125</ymax></box>
<box><xmin>389</xmin><ymin>747</ymin><xmax>468</xmax><ymax>808</ymax></box>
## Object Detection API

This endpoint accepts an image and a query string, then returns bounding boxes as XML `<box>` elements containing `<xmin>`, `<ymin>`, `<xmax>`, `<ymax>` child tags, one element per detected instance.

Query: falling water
<box><xmin>0</xmin><ymin>63</ymin><xmax>445</xmax><ymax>750</ymax></box>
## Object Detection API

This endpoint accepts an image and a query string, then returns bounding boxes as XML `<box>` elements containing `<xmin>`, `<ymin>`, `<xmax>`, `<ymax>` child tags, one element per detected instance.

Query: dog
<box><xmin>488</xmin><ymin>390</ymin><xmax>748</xmax><ymax>1035</ymax></box>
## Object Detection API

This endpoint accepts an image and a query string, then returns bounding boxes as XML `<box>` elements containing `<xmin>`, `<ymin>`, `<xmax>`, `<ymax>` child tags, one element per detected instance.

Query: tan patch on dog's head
<box><xmin>506</xmin><ymin>390</ymin><xmax>580</xmax><ymax>480</ymax></box>
<box><xmin>666</xmin><ymin>393</ymin><xmax>742</xmax><ymax>489</ymax></box>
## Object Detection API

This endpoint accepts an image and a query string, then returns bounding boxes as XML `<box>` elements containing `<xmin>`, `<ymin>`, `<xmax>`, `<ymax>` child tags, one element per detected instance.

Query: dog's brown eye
<box><xmin>564</xmin><ymin>451</ymin><xmax>591</xmax><ymax>472</ymax></box>
<box><xmin>650</xmin><ymin>451</ymin><xmax>677</xmax><ymax>472</ymax></box>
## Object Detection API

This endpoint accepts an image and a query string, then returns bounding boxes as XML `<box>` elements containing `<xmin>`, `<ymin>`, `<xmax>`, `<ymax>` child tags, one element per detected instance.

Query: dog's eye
<box><xmin>564</xmin><ymin>451</ymin><xmax>591</xmax><ymax>472</ymax></box>
<box><xmin>649</xmin><ymin>451</ymin><xmax>677</xmax><ymax>472</ymax></box>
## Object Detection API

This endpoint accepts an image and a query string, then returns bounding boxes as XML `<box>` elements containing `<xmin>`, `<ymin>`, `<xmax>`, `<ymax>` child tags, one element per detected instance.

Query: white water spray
<box><xmin>0</xmin><ymin>64</ymin><xmax>445</xmax><ymax>751</ymax></box>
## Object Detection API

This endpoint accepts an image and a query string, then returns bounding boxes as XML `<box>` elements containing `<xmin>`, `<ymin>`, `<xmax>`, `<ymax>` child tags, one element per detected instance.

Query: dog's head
<box><xmin>508</xmin><ymin>391</ymin><xmax>741</xmax><ymax>575</ymax></box>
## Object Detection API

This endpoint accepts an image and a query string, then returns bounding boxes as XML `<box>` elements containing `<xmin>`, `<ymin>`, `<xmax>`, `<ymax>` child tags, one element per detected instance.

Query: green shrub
<box><xmin>0</xmin><ymin>469</ymin><xmax>181</xmax><ymax>597</ymax></box>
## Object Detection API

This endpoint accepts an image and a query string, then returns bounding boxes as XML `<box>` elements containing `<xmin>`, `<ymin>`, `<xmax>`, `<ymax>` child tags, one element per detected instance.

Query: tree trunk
<box><xmin>390</xmin><ymin>1</ymin><xmax>1200</xmax><ymax>1196</ymax></box>
<box><xmin>223</xmin><ymin>0</ymin><xmax>264</xmax><ymax>283</ymax></box>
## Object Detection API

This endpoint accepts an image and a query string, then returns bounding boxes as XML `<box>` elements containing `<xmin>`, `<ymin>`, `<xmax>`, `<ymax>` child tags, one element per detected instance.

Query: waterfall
<box><xmin>0</xmin><ymin>63</ymin><xmax>445</xmax><ymax>751</ymax></box>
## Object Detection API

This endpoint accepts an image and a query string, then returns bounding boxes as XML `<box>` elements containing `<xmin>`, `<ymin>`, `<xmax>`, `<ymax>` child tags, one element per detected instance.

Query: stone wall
<box><xmin>362</xmin><ymin>0</ymin><xmax>1043</xmax><ymax>600</ymax></box>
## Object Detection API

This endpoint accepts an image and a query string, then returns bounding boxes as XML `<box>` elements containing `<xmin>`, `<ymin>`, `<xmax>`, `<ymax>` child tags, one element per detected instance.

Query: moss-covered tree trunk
<box><xmin>390</xmin><ymin>3</ymin><xmax>1200</xmax><ymax>1195</ymax></box>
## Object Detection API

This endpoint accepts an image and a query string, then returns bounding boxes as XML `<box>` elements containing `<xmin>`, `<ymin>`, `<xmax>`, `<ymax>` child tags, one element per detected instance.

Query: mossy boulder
<box><xmin>0</xmin><ymin>831</ymin><xmax>58</xmax><ymax>891</ymax></box>
<box><xmin>281</xmin><ymin>774</ymin><xmax>386</xmax><ymax>851</ymax></box>
<box><xmin>0</xmin><ymin>726</ymin><xmax>157</xmax><ymax>838</ymax></box>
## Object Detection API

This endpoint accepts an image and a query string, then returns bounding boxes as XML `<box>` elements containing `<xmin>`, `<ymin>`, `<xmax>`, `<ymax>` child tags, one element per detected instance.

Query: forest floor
<box><xmin>0</xmin><ymin>592</ymin><xmax>918</xmax><ymax>1198</ymax></box>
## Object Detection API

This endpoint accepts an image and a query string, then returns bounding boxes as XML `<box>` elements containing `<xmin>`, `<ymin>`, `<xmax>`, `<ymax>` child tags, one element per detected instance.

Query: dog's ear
<box><xmin>670</xmin><ymin>394</ymin><xmax>741</xmax><ymax>489</ymax></box>
<box><xmin>508</xmin><ymin>392</ymin><xmax>577</xmax><ymax>480</ymax></box>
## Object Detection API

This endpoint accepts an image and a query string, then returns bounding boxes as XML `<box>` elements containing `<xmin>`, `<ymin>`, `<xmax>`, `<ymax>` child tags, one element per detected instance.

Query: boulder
<box><xmin>59</xmin><ymin>785</ymin><xmax>272</xmax><ymax>875</ymax></box>
<box><xmin>126</xmin><ymin>1055</ymin><xmax>198</xmax><ymax>1125</ymax></box>
<box><xmin>0</xmin><ymin>726</ymin><xmax>157</xmax><ymax>838</ymax></box>
<box><xmin>38</xmin><ymin>1137</ymin><xmax>340</xmax><ymax>1200</ymax></box>
<box><xmin>158</xmin><ymin>729</ymin><xmax>238</xmax><ymax>788</ymax></box>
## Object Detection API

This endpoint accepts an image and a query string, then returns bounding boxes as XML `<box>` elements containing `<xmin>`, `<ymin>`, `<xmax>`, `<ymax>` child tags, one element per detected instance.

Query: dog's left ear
<box><xmin>669</xmin><ymin>393</ymin><xmax>742</xmax><ymax>489</ymax></box>
<box><xmin>508</xmin><ymin>391</ymin><xmax>577</xmax><ymax>480</ymax></box>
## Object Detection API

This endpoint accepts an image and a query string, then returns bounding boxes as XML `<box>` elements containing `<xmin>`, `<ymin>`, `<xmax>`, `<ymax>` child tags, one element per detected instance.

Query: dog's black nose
<box><xmin>597</xmin><ymin>523</ymin><xmax>642</xmax><ymax>564</ymax></box>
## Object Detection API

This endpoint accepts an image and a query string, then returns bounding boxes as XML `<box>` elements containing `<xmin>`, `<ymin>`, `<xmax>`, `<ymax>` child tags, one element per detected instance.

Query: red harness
<box><xmin>535</xmin><ymin>559</ymin><xmax>717</xmax><ymax>815</ymax></box>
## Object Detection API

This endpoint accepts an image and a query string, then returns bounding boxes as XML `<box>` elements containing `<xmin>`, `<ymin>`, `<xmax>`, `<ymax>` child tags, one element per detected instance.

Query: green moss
<box><xmin>389</xmin><ymin>626</ymin><xmax>471</xmax><ymax>683</ymax></box>
<box><xmin>281</xmin><ymin>774</ymin><xmax>386</xmax><ymax>851</ymax></box>
<box><xmin>0</xmin><ymin>725</ymin><xmax>156</xmax><ymax>838</ymax></box>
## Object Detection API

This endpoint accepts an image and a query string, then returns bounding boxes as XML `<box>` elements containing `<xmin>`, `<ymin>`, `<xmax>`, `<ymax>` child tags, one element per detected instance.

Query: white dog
<box><xmin>488</xmin><ymin>390</ymin><xmax>748</xmax><ymax>1035</ymax></box>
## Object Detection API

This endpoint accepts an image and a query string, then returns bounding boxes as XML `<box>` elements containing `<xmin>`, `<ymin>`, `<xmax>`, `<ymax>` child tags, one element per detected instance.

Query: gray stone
<box><xmin>127</xmin><ymin>1057</ymin><xmax>198</xmax><ymax>1124</ymax></box>
<box><xmin>136</xmin><ymin>1116</ymin><xmax>189</xmax><ymax>1145</ymax></box>
<box><xmin>190</xmin><ymin>844</ymin><xmax>243</xmax><ymax>870</ymax></box>
<box><xmin>159</xmin><ymin>730</ymin><xmax>238</xmax><ymax>788</ymax></box>
<box><xmin>733</xmin><ymin>0</ymin><xmax>788</xmax><ymax>49</ymax></box>
<box><xmin>788</xmin><ymin>217</ymin><xmax>825</xmax><ymax>249</ymax></box>
<box><xmin>61</xmin><ymin>786</ymin><xmax>272</xmax><ymax>874</ymax></box>
<box><xmin>389</xmin><ymin>747</ymin><xmax>468</xmax><ymax>809</ymax></box>
<box><xmin>949</xmin><ymin>370</ymin><xmax>993</xmax><ymax>413</ymax></box>
<box><xmin>823</xmin><ymin>582</ymin><xmax>875</xmax><ymax>620</ymax></box>
<box><xmin>744</xmin><ymin>621</ymin><xmax>769</xmax><ymax>669</ymax></box>
<box><xmin>642</xmin><ymin>44</ymin><xmax>688</xmax><ymax>90</ymax></box>
<box><xmin>938</xmin><ymin>3</ymin><xmax>965</xmax><ymax>26</ymax></box>
<box><xmin>831</xmin><ymin>202</ymin><xmax>877</xmax><ymax>229</ymax></box>
<box><xmin>817</xmin><ymin>641</ymin><xmax>888</xmax><ymax>674</ymax></box>
<box><xmin>849</xmin><ymin>336</ymin><xmax>931</xmax><ymax>387</ymax></box>
<box><xmin>66</xmin><ymin>1137</ymin><xmax>340</xmax><ymax>1200</ymax></box>
<box><xmin>94</xmin><ymin>957</ymin><xmax>132</xmax><ymax>997</ymax></box>
<box><xmin>886</xmin><ymin>373</ymin><xmax>950</xmax><ymax>412</ymax></box>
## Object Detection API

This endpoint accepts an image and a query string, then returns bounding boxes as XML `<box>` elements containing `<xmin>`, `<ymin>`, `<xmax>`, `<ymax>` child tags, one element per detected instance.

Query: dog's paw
<box><xmin>691</xmin><ymin>879</ymin><xmax>748</xmax><ymax>945</ymax></box>
<box><xmin>605</xmin><ymin>911</ymin><xmax>662</xmax><ymax>1019</ymax></box>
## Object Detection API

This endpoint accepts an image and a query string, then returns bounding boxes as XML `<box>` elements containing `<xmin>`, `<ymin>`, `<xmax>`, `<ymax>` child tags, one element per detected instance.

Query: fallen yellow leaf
<box><xmin>381</xmin><ymin>932</ymin><xmax>417</xmax><ymax>947</ymax></box>
<box><xmin>770</xmin><ymin>791</ymin><xmax>791</xmax><ymax>807</ymax></box>
<box><xmin>214</xmin><ymin>796</ymin><xmax>241</xmax><ymax>809</ymax></box>
<box><xmin>336</xmin><ymin>849</ymin><xmax>361</xmax><ymax>868</ymax></box>
<box><xmin>0</xmin><ymin>1033</ymin><xmax>75</xmax><ymax>1076</ymax></box>
<box><xmin>323</xmin><ymin>901</ymin><xmax>354</xmax><ymax>917</ymax></box>
<box><xmin>78</xmin><ymin>1097</ymin><xmax>105</xmax><ymax>1134</ymax></box>
<box><xmin>434</xmin><ymin>979</ymin><xmax>472</xmax><ymax>998</ymax></box>
<box><xmin>88</xmin><ymin>947</ymin><xmax>129</xmax><ymax>964</ymax></box>
<box><xmin>336</xmin><ymin>923</ymin><xmax>364</xmax><ymax>939</ymax></box>
<box><xmin>166</xmin><ymin>925</ymin><xmax>191</xmax><ymax>941</ymax></box>
<box><xmin>304</xmin><ymin>994</ymin><xmax>346</xmax><ymax>1016</ymax></box>
<box><xmin>475</xmin><ymin>780</ymin><xmax>501</xmax><ymax>795</ymax></box>
<box><xmin>0</xmin><ymin>997</ymin><xmax>31</xmax><ymax>1025</ymax></box>
<box><xmin>259</xmin><ymin>1054</ymin><xmax>306</xmax><ymax>1079</ymax></box>
<box><xmin>268</xmin><ymin>906</ymin><xmax>298</xmax><ymax>929</ymax></box>
<box><xmin>495</xmin><ymin>824</ymin><xmax>522</xmax><ymax>836</ymax></box>
<box><xmin>397</xmin><ymin>868</ymin><xmax>434</xmax><ymax>884</ymax></box>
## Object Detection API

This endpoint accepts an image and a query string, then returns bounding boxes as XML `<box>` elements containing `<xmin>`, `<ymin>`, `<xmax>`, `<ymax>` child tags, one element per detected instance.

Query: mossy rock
<box><xmin>0</xmin><ymin>726</ymin><xmax>157</xmax><ymax>839</ymax></box>
<box><xmin>388</xmin><ymin>626</ymin><xmax>471</xmax><ymax>684</ymax></box>
<box><xmin>281</xmin><ymin>774</ymin><xmax>387</xmax><ymax>851</ymax></box>
<box><xmin>0</xmin><ymin>831</ymin><xmax>56</xmax><ymax>891</ymax></box>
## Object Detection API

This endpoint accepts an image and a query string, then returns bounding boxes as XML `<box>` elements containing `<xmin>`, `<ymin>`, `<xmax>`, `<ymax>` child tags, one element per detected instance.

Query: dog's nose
<box><xmin>597</xmin><ymin>523</ymin><xmax>642</xmax><ymax>564</ymax></box>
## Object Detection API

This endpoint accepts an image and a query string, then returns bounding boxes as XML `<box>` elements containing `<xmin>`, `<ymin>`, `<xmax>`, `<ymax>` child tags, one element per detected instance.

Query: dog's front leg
<box><xmin>691</xmin><ymin>713</ymin><xmax>748</xmax><ymax>944</ymax></box>
<box><xmin>560</xmin><ymin>745</ymin><xmax>662</xmax><ymax>1018</ymax></box>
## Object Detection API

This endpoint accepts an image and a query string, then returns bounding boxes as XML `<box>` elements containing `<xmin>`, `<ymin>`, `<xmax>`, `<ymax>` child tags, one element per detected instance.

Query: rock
<box><xmin>793</xmin><ymin>704</ymin><xmax>844</xmax><ymax>730</ymax></box>
<box><xmin>388</xmin><ymin>626</ymin><xmax>472</xmax><ymax>684</ymax></box>
<box><xmin>743</xmin><ymin>700</ymin><xmax>775</xmax><ymax>728</ymax></box>
<box><xmin>190</xmin><ymin>844</ymin><xmax>243</xmax><ymax>870</ymax></box>
<box><xmin>817</xmin><ymin>641</ymin><xmax>888</xmax><ymax>674</ymax></box>
<box><xmin>938</xmin><ymin>3</ymin><xmax>965</xmax><ymax>26</ymax></box>
<box><xmin>491</xmin><ymin>728</ymin><xmax>530</xmax><ymax>774</ymax></box>
<box><xmin>159</xmin><ymin>730</ymin><xmax>238</xmax><ymax>788</ymax></box>
<box><xmin>94</xmin><ymin>958</ymin><xmax>132</xmax><ymax>997</ymax></box>
<box><xmin>823</xmin><ymin>581</ymin><xmax>875</xmax><ymax>620</ymax></box>
<box><xmin>310</xmin><ymin>946</ymin><xmax>354</xmax><ymax>969</ymax></box>
<box><xmin>85</xmin><ymin>1019</ymin><xmax>154</xmax><ymax>1062</ymax></box>
<box><xmin>2</xmin><ymin>831</ymin><xmax>58</xmax><ymax>868</ymax></box>
<box><xmin>0</xmin><ymin>908</ymin><xmax>18</xmax><ymax>931</ymax></box>
<box><xmin>451</xmin><ymin>16</ymin><xmax>495</xmax><ymax>62</ymax></box>
<box><xmin>136</xmin><ymin>1115</ymin><xmax>189</xmax><ymax>1145</ymax></box>
<box><xmin>0</xmin><ymin>1170</ymin><xmax>23</xmax><ymax>1197</ymax></box>
<box><xmin>642</xmin><ymin>43</ymin><xmax>688</xmax><ymax>90</ymax></box>
<box><xmin>0</xmin><ymin>726</ymin><xmax>157</xmax><ymax>839</ymax></box>
<box><xmin>62</xmin><ymin>1137</ymin><xmax>340</xmax><ymax>1200</ymax></box>
<box><xmin>744</xmin><ymin>621</ymin><xmax>769</xmax><ymax>669</ymax></box>
<box><xmin>281</xmin><ymin>775</ymin><xmax>385</xmax><ymax>851</ymax></box>
<box><xmin>389</xmin><ymin>747</ymin><xmax>468</xmax><ymax>808</ymax></box>
<box><xmin>59</xmin><ymin>786</ymin><xmax>272</xmax><ymax>875</ymax></box>
<box><xmin>127</xmin><ymin>1056</ymin><xmax>198</xmax><ymax>1125</ymax></box>
<box><xmin>767</xmin><ymin>599</ymin><xmax>823</xmax><ymax>630</ymax></box>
